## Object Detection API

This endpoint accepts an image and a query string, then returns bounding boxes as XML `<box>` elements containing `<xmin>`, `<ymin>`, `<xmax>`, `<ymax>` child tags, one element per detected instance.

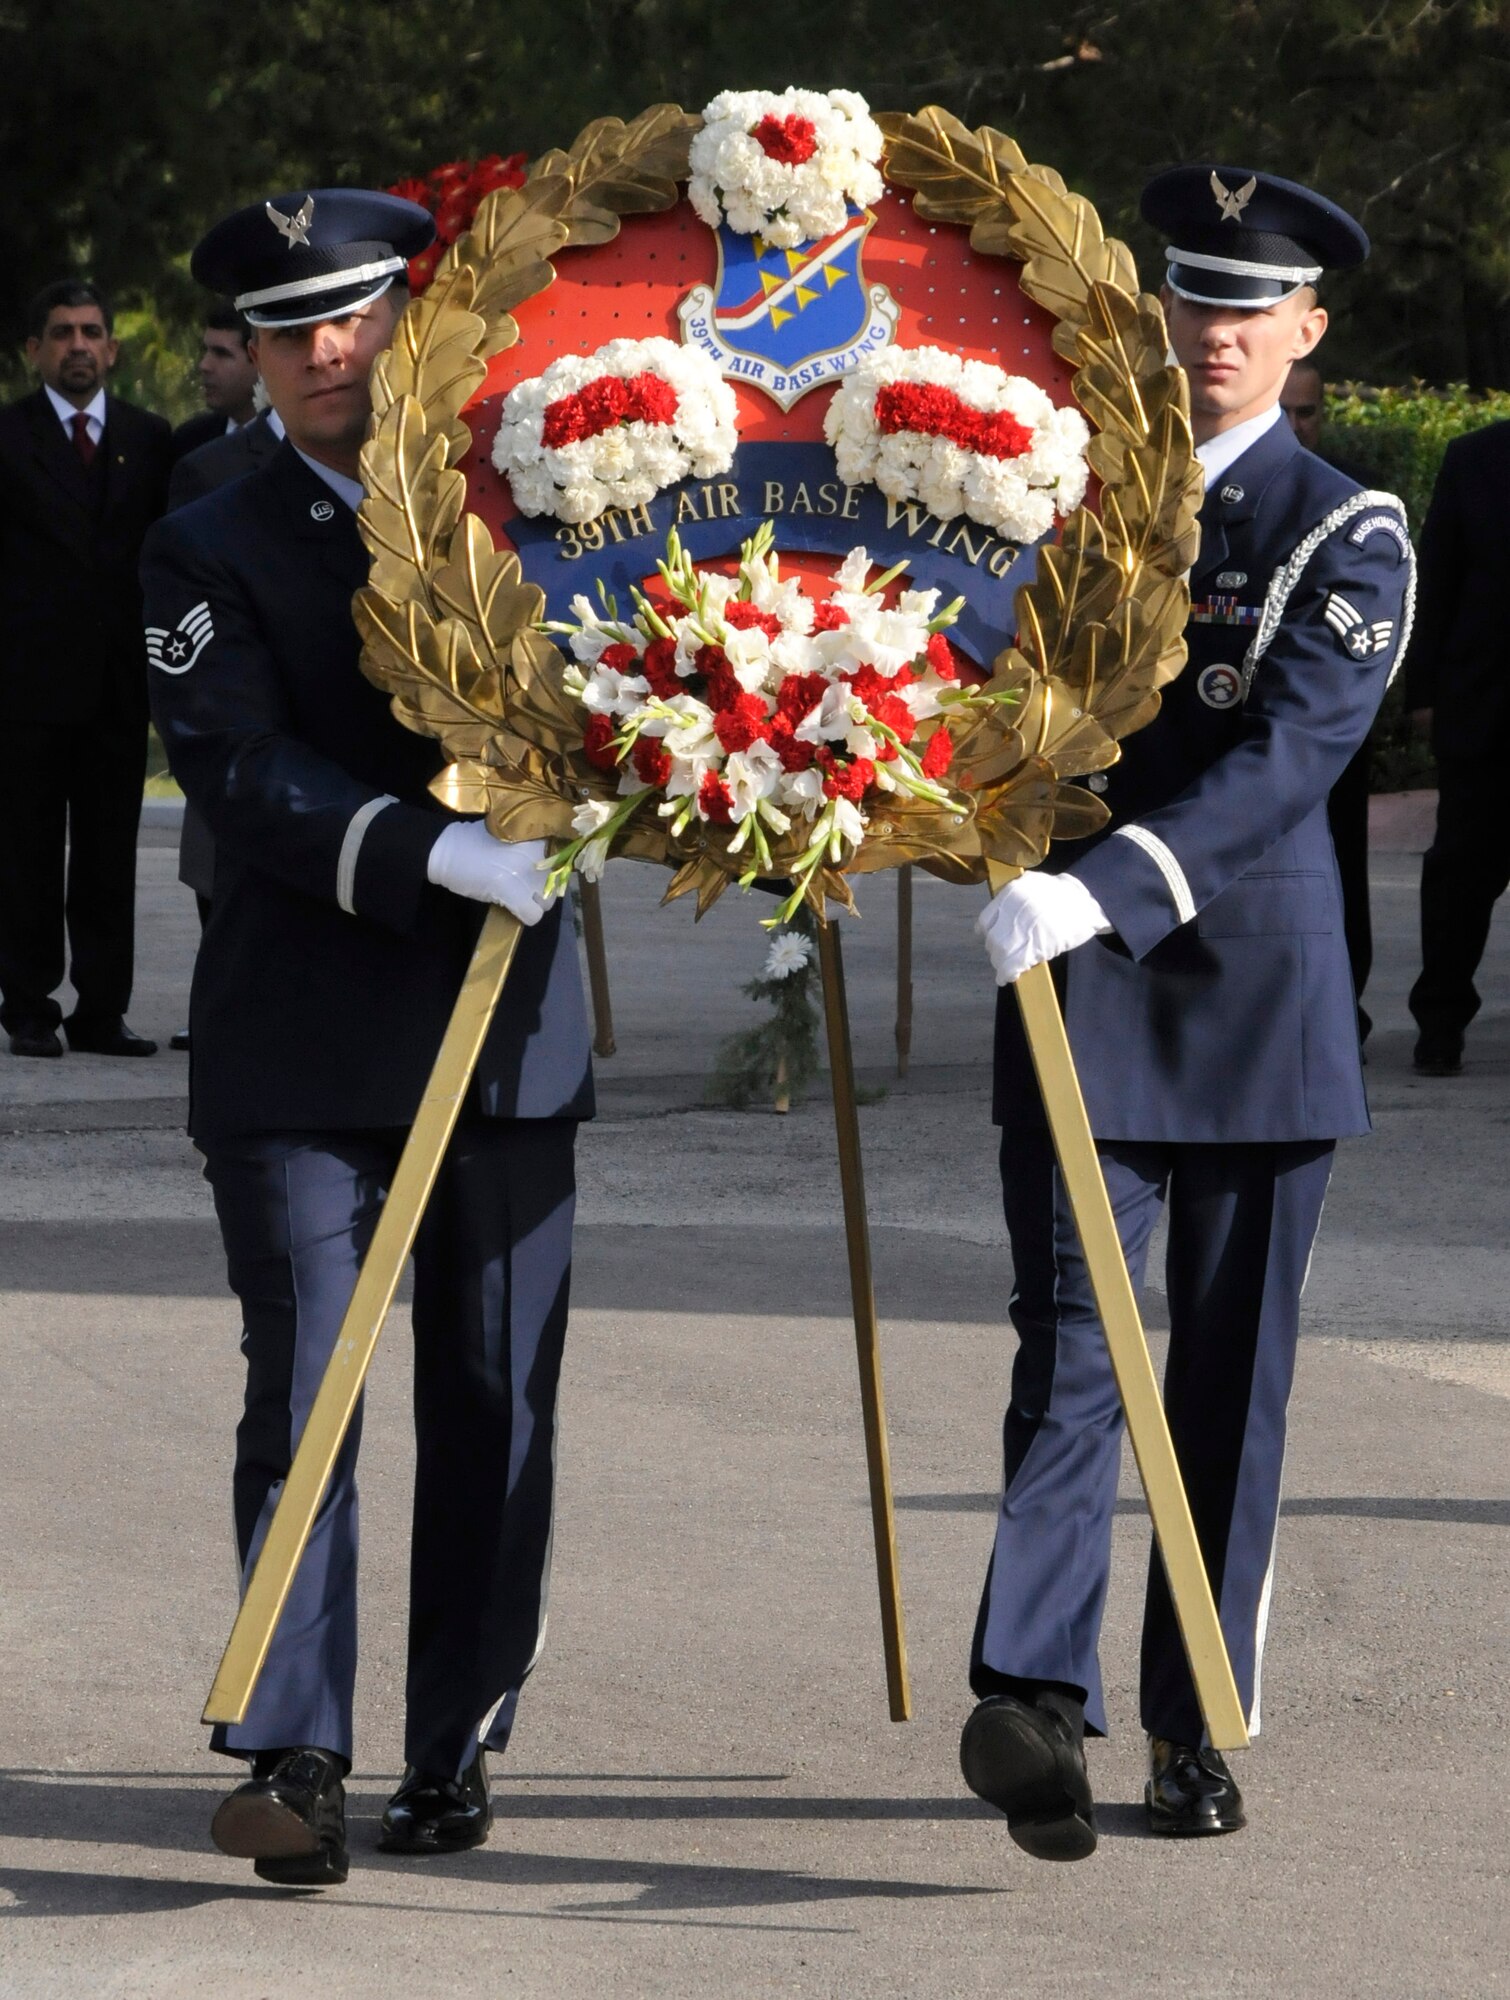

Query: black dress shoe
<box><xmin>960</xmin><ymin>1694</ymin><xmax>1097</xmax><ymax>1861</ymax></box>
<box><xmin>1145</xmin><ymin>1738</ymin><xmax>1246</xmax><ymax>1837</ymax></box>
<box><xmin>63</xmin><ymin>1017</ymin><xmax>158</xmax><ymax>1057</ymax></box>
<box><xmin>378</xmin><ymin>1749</ymin><xmax>491</xmax><ymax>1854</ymax></box>
<box><xmin>169</xmin><ymin>1027</ymin><xmax>191</xmax><ymax>1052</ymax></box>
<box><xmin>1413</xmin><ymin>1032</ymin><xmax>1463</xmax><ymax>1076</ymax></box>
<box><xmin>8</xmin><ymin>1027</ymin><xmax>62</xmax><ymax>1058</ymax></box>
<box><xmin>210</xmin><ymin>1746</ymin><xmax>349</xmax><ymax>1885</ymax></box>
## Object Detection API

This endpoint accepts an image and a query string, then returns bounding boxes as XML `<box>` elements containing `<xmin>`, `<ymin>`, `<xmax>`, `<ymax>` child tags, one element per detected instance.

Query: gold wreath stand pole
<box><xmin>816</xmin><ymin>920</ymin><xmax>912</xmax><ymax>1722</ymax></box>
<box><xmin>579</xmin><ymin>877</ymin><xmax>617</xmax><ymax>1058</ymax></box>
<box><xmin>203</xmin><ymin>906</ymin><xmax>524</xmax><ymax>1727</ymax></box>
<box><xmin>895</xmin><ymin>867</ymin><xmax>913</xmax><ymax>1080</ymax></box>
<box><xmin>1011</xmin><ymin>958</ymin><xmax>1248</xmax><ymax>1751</ymax></box>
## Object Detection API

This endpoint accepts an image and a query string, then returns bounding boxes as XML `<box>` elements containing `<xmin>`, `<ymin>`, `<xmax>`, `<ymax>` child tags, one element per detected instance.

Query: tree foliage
<box><xmin>3</xmin><ymin>0</ymin><xmax>1506</xmax><ymax>385</ymax></box>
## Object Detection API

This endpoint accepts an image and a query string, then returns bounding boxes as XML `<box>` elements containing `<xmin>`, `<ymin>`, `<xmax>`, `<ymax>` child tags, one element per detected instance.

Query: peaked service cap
<box><xmin>191</xmin><ymin>188</ymin><xmax>435</xmax><ymax>327</ymax></box>
<box><xmin>1141</xmin><ymin>166</ymin><xmax>1368</xmax><ymax>309</ymax></box>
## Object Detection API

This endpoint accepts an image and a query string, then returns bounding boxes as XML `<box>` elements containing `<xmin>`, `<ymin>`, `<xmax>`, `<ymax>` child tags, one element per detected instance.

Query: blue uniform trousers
<box><xmin>972</xmin><ymin>1130</ymin><xmax>1333</xmax><ymax>1744</ymax></box>
<box><xmin>203</xmin><ymin>1115</ymin><xmax>577</xmax><ymax>1778</ymax></box>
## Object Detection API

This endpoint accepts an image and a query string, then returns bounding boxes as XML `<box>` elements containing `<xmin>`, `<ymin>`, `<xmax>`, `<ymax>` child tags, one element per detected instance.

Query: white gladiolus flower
<box><xmin>722</xmin><ymin>740</ymin><xmax>784</xmax><ymax>821</ymax></box>
<box><xmin>763</xmin><ymin>932</ymin><xmax>814</xmax><ymax>980</ymax></box>
<box><xmin>580</xmin><ymin>665</ymin><xmax>650</xmax><ymax>716</ymax></box>
<box><xmin>570</xmin><ymin>799</ymin><xmax>617</xmax><ymax>839</ymax></box>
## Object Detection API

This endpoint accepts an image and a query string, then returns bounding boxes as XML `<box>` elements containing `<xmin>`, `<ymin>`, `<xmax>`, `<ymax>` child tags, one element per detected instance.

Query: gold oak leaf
<box><xmin>358</xmin><ymin>397</ymin><xmax>466</xmax><ymax>601</ymax></box>
<box><xmin>555</xmin><ymin>106</ymin><xmax>698</xmax><ymax>246</ymax></box>
<box><xmin>369</xmin><ymin>284</ymin><xmax>487</xmax><ymax>459</ymax></box>
<box><xmin>431</xmin><ymin>517</ymin><xmax>545</xmax><ymax>664</ymax></box>
<box><xmin>876</xmin><ymin>107</ymin><xmax>1027</xmax><ymax>226</ymax></box>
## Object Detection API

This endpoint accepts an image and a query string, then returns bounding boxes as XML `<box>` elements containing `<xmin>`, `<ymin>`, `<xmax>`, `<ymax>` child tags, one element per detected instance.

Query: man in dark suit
<box><xmin>962</xmin><ymin>170</ymin><xmax>1413</xmax><ymax>1859</ymax></box>
<box><xmin>1401</xmin><ymin>420</ymin><xmax>1510</xmax><ymax>1073</ymax></box>
<box><xmin>142</xmin><ymin>189</ymin><xmax>593</xmax><ymax>1889</ymax></box>
<box><xmin>170</xmin><ymin>302</ymin><xmax>260</xmax><ymax>463</ymax></box>
<box><xmin>0</xmin><ymin>279</ymin><xmax>172</xmax><ymax>1056</ymax></box>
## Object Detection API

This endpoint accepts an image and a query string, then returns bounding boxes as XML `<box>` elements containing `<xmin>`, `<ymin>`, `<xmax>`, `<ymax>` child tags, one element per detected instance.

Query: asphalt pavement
<box><xmin>0</xmin><ymin>798</ymin><xmax>1505</xmax><ymax>1998</ymax></box>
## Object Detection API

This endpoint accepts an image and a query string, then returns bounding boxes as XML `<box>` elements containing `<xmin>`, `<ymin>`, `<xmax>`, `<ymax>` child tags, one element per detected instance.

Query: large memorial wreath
<box><xmin>354</xmin><ymin>102</ymin><xmax>1200</xmax><ymax>921</ymax></box>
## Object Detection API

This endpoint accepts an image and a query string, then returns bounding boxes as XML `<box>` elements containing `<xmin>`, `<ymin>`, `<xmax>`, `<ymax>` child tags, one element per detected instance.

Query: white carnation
<box><xmin>689</xmin><ymin>87</ymin><xmax>885</xmax><ymax>242</ymax></box>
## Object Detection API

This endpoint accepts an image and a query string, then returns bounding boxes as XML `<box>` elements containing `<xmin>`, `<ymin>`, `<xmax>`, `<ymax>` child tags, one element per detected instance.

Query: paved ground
<box><xmin>1</xmin><ymin>805</ymin><xmax>1506</xmax><ymax>1997</ymax></box>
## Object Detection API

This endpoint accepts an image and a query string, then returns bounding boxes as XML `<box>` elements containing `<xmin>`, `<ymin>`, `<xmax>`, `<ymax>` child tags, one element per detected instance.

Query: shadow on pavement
<box><xmin>898</xmin><ymin>1493</ymin><xmax>1510</xmax><ymax>1525</ymax></box>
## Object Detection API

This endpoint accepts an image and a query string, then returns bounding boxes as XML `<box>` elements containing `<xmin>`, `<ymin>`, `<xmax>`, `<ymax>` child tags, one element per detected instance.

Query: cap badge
<box><xmin>1210</xmin><ymin>172</ymin><xmax>1256</xmax><ymax>224</ymax></box>
<box><xmin>266</xmin><ymin>196</ymin><xmax>315</xmax><ymax>249</ymax></box>
<box><xmin>310</xmin><ymin>498</ymin><xmax>336</xmax><ymax>522</ymax></box>
<box><xmin>1197</xmin><ymin>663</ymin><xmax>1243</xmax><ymax>710</ymax></box>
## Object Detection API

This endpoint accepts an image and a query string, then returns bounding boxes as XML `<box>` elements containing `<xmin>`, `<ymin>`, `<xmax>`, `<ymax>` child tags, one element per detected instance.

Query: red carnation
<box><xmin>582</xmin><ymin>714</ymin><xmax>620</xmax><ymax>771</ymax></box>
<box><xmin>641</xmin><ymin>635</ymin><xmax>682</xmax><ymax>699</ymax></box>
<box><xmin>775</xmin><ymin>670</ymin><xmax>828</xmax><ymax>723</ymax></box>
<box><xmin>631</xmin><ymin>736</ymin><xmax>673</xmax><ymax>788</ymax></box>
<box><xmin>812</xmin><ymin>599</ymin><xmax>850</xmax><ymax>632</ymax></box>
<box><xmin>818</xmin><ymin>748</ymin><xmax>875</xmax><ymax>801</ymax></box>
<box><xmin>921</xmin><ymin>727</ymin><xmax>955</xmax><ymax>779</ymax></box>
<box><xmin>847</xmin><ymin>662</ymin><xmax>913</xmax><ymax>707</ymax></box>
<box><xmin>766</xmin><ymin>713</ymin><xmax>816</xmax><ymax>771</ymax></box>
<box><xmin>874</xmin><ymin>380</ymin><xmax>1036</xmax><ymax>461</ymax></box>
<box><xmin>598</xmin><ymin>641</ymin><xmax>641</xmax><ymax>673</ymax></box>
<box><xmin>925</xmin><ymin>632</ymin><xmax>961</xmax><ymax>681</ymax></box>
<box><xmin>714</xmin><ymin>692</ymin><xmax>770</xmax><ymax>754</ymax></box>
<box><xmin>723</xmin><ymin>599</ymin><xmax>784</xmax><ymax>640</ymax></box>
<box><xmin>871</xmin><ymin>694</ymin><xmax>915</xmax><ymax>761</ymax></box>
<box><xmin>699</xmin><ymin>771</ymin><xmax>735</xmax><ymax>824</ymax></box>
<box><xmin>694</xmin><ymin>643</ymin><xmax>740</xmax><ymax>710</ymax></box>
<box><xmin>752</xmin><ymin>113</ymin><xmax>819</xmax><ymax>166</ymax></box>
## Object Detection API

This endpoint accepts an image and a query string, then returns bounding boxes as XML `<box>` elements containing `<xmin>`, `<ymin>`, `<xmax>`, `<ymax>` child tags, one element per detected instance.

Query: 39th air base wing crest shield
<box><xmin>678</xmin><ymin>207</ymin><xmax>899</xmax><ymax>409</ymax></box>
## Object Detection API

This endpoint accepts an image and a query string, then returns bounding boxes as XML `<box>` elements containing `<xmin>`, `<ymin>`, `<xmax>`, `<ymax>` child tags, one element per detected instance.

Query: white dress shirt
<box><xmin>293</xmin><ymin>447</ymin><xmax>364</xmax><ymax>513</ymax></box>
<box><xmin>1194</xmin><ymin>401</ymin><xmax>1284</xmax><ymax>487</ymax></box>
<box><xmin>44</xmin><ymin>382</ymin><xmax>106</xmax><ymax>449</ymax></box>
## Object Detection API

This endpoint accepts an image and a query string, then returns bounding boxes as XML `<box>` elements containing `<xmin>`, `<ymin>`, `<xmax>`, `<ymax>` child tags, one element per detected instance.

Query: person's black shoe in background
<box><xmin>63</xmin><ymin>1016</ymin><xmax>157</xmax><ymax>1057</ymax></box>
<box><xmin>169</xmin><ymin>1027</ymin><xmax>191</xmax><ymax>1051</ymax></box>
<box><xmin>1412</xmin><ymin>1032</ymin><xmax>1463</xmax><ymax>1076</ymax></box>
<box><xmin>8</xmin><ymin>1026</ymin><xmax>62</xmax><ymax>1058</ymax></box>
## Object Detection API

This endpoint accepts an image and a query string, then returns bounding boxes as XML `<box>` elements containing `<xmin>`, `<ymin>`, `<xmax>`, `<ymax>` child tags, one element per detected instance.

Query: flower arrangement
<box><xmin>688</xmin><ymin>88</ymin><xmax>885</xmax><ymax>247</ymax></box>
<box><xmin>824</xmin><ymin>345</ymin><xmax>1092</xmax><ymax>545</ymax></box>
<box><xmin>385</xmin><ymin>154</ymin><xmax>529</xmax><ymax>291</ymax></box>
<box><xmin>708</xmin><ymin>913</ymin><xmax>822</xmax><ymax>1112</ymax></box>
<box><xmin>542</xmin><ymin>521</ymin><xmax>1008</xmax><ymax>924</ymax></box>
<box><xmin>491</xmin><ymin>337</ymin><xmax>739</xmax><ymax>525</ymax></box>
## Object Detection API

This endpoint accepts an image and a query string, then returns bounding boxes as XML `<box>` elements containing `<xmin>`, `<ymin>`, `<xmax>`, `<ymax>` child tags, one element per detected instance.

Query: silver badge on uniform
<box><xmin>146</xmin><ymin>600</ymin><xmax>215</xmax><ymax>676</ymax></box>
<box><xmin>1219</xmin><ymin>483</ymin><xmax>1244</xmax><ymax>505</ymax></box>
<box><xmin>267</xmin><ymin>195</ymin><xmax>315</xmax><ymax>248</ymax></box>
<box><xmin>1215</xmin><ymin>570</ymin><xmax>1247</xmax><ymax>588</ymax></box>
<box><xmin>1322</xmin><ymin>591</ymin><xmax>1394</xmax><ymax>659</ymax></box>
<box><xmin>310</xmin><ymin>499</ymin><xmax>336</xmax><ymax>522</ymax></box>
<box><xmin>1197</xmin><ymin>663</ymin><xmax>1243</xmax><ymax>709</ymax></box>
<box><xmin>1087</xmin><ymin>772</ymin><xmax>1109</xmax><ymax>793</ymax></box>
<box><xmin>1210</xmin><ymin>171</ymin><xmax>1256</xmax><ymax>222</ymax></box>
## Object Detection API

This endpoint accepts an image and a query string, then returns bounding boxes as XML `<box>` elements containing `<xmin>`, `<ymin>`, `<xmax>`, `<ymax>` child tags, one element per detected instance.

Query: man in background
<box><xmin>1401</xmin><ymin>412</ymin><xmax>1510</xmax><ymax>1073</ymax></box>
<box><xmin>171</xmin><ymin>302</ymin><xmax>260</xmax><ymax>461</ymax></box>
<box><xmin>1281</xmin><ymin>357</ymin><xmax>1373</xmax><ymax>1044</ymax></box>
<box><xmin>0</xmin><ymin>280</ymin><xmax>171</xmax><ymax>1057</ymax></box>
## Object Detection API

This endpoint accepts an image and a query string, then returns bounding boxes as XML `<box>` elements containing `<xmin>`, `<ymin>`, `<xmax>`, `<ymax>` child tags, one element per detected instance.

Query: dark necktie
<box><xmin>70</xmin><ymin>411</ymin><xmax>97</xmax><ymax>466</ymax></box>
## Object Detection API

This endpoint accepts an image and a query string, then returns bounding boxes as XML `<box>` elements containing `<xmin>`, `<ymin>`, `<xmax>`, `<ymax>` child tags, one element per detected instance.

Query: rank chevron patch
<box><xmin>146</xmin><ymin>600</ymin><xmax>215</xmax><ymax>675</ymax></box>
<box><xmin>1322</xmin><ymin>591</ymin><xmax>1394</xmax><ymax>660</ymax></box>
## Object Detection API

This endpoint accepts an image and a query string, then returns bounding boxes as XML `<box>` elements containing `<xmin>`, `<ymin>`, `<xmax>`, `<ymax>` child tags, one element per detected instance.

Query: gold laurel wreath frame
<box><xmin>202</xmin><ymin>105</ymin><xmax>1250</xmax><ymax>1750</ymax></box>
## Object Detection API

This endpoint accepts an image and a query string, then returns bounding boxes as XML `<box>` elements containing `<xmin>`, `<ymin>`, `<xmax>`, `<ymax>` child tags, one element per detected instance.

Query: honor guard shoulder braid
<box><xmin>1141</xmin><ymin>166</ymin><xmax>1368</xmax><ymax>309</ymax></box>
<box><xmin>191</xmin><ymin>189</ymin><xmax>435</xmax><ymax>328</ymax></box>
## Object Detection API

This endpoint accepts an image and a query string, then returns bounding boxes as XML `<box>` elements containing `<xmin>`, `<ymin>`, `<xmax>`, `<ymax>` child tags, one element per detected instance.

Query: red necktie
<box><xmin>70</xmin><ymin>411</ymin><xmax>97</xmax><ymax>466</ymax></box>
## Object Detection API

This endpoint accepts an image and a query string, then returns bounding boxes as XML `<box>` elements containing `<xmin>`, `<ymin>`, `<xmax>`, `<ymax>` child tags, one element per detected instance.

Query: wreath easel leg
<box><xmin>895</xmin><ymin>866</ymin><xmax>913</xmax><ymax>1080</ymax></box>
<box><xmin>1012</xmin><ymin>960</ymin><xmax>1250</xmax><ymax>1751</ymax></box>
<box><xmin>579</xmin><ymin>877</ymin><xmax>617</xmax><ymax>1059</ymax></box>
<box><xmin>816</xmin><ymin>918</ymin><xmax>913</xmax><ymax>1722</ymax></box>
<box><xmin>202</xmin><ymin>906</ymin><xmax>525</xmax><ymax>1727</ymax></box>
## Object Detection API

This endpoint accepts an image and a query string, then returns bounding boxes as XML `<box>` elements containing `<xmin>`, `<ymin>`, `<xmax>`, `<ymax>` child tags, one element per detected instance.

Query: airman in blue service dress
<box><xmin>140</xmin><ymin>191</ymin><xmax>592</xmax><ymax>1887</ymax></box>
<box><xmin>961</xmin><ymin>169</ymin><xmax>1415</xmax><ymax>1859</ymax></box>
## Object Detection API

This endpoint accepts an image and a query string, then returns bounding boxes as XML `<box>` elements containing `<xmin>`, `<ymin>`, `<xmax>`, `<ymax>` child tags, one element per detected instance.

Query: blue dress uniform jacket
<box><xmin>973</xmin><ymin>418</ymin><xmax>1414</xmax><ymax>1745</ymax></box>
<box><xmin>139</xmin><ymin>442</ymin><xmax>593</xmax><ymax>1140</ymax></box>
<box><xmin>140</xmin><ymin>440</ymin><xmax>591</xmax><ymax>1779</ymax></box>
<box><xmin>993</xmin><ymin>417</ymin><xmax>1413</xmax><ymax>1142</ymax></box>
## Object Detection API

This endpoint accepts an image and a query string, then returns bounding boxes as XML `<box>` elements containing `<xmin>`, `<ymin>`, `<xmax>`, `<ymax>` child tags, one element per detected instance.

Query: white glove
<box><xmin>976</xmin><ymin>871</ymin><xmax>1111</xmax><ymax>985</ymax></box>
<box><xmin>426</xmin><ymin>822</ymin><xmax>557</xmax><ymax>928</ymax></box>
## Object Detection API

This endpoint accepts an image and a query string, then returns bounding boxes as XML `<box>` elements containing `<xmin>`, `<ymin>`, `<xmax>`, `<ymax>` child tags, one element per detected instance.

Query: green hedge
<box><xmin>1325</xmin><ymin>384</ymin><xmax>1510</xmax><ymax>791</ymax></box>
